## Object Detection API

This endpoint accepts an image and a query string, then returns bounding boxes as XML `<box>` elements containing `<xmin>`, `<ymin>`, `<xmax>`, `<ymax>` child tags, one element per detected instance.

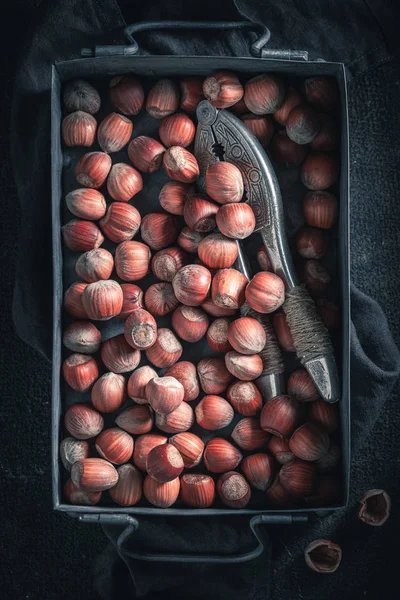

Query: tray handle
<box><xmin>75</xmin><ymin>513</ymin><xmax>307</xmax><ymax>563</ymax></box>
<box><xmin>123</xmin><ymin>20</ymin><xmax>271</xmax><ymax>58</ymax></box>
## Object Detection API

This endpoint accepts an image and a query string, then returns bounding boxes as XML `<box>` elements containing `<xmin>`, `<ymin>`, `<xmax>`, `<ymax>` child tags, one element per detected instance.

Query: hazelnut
<box><xmin>97</xmin><ymin>112</ymin><xmax>133</xmax><ymax>153</ymax></box>
<box><xmin>81</xmin><ymin>280</ymin><xmax>123</xmax><ymax>320</ymax></box>
<box><xmin>75</xmin><ymin>151</ymin><xmax>111</xmax><ymax>188</ymax></box>
<box><xmin>63</xmin><ymin>321</ymin><xmax>101</xmax><ymax>354</ymax></box>
<box><xmin>64</xmin><ymin>79</ymin><xmax>100</xmax><ymax>114</ymax></box>
<box><xmin>110</xmin><ymin>75</ymin><xmax>144</xmax><ymax>116</ymax></box>
<box><xmin>146</xmin><ymin>79</ymin><xmax>179</xmax><ymax>119</ymax></box>
<box><xmin>62</xmin><ymin>111</ymin><xmax>97</xmax><ymax>147</ymax></box>
<box><xmin>203</xmin><ymin>70</ymin><xmax>244</xmax><ymax>108</ymax></box>
<box><xmin>91</xmin><ymin>372</ymin><xmax>126</xmax><ymax>413</ymax></box>
<box><xmin>62</xmin><ymin>354</ymin><xmax>99</xmax><ymax>392</ymax></box>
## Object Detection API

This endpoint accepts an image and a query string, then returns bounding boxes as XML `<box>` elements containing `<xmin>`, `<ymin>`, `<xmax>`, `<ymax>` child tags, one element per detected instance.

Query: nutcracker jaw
<box><xmin>195</xmin><ymin>100</ymin><xmax>340</xmax><ymax>404</ymax></box>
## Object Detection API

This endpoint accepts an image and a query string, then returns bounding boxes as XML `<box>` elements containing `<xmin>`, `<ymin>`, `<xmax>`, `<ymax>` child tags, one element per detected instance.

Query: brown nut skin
<box><xmin>64</xmin><ymin>479</ymin><xmax>101</xmax><ymax>506</ymax></box>
<box><xmin>195</xmin><ymin>395</ymin><xmax>234</xmax><ymax>431</ymax></box>
<box><xmin>205</xmin><ymin>162</ymin><xmax>244</xmax><ymax>204</ymax></box>
<box><xmin>303</xmin><ymin>190</ymin><xmax>338</xmax><ymax>230</ymax></box>
<box><xmin>272</xmin><ymin>313</ymin><xmax>296</xmax><ymax>352</ymax></box>
<box><xmin>216</xmin><ymin>203</ymin><xmax>256</xmax><ymax>240</ymax></box>
<box><xmin>357</xmin><ymin>489</ymin><xmax>391</xmax><ymax>527</ymax></box>
<box><xmin>75</xmin><ymin>152</ymin><xmax>112</xmax><ymax>188</ymax></box>
<box><xmin>165</xmin><ymin>361</ymin><xmax>200</xmax><ymax>402</ymax></box>
<box><xmin>224</xmin><ymin>352</ymin><xmax>263</xmax><ymax>381</ymax></box>
<box><xmin>206</xmin><ymin>318</ymin><xmax>233</xmax><ymax>354</ymax></box>
<box><xmin>227</xmin><ymin>381</ymin><xmax>262</xmax><ymax>416</ymax></box>
<box><xmin>145</xmin><ymin>328</ymin><xmax>183</xmax><ymax>369</ymax></box>
<box><xmin>144</xmin><ymin>282</ymin><xmax>180</xmax><ymax>317</ymax></box>
<box><xmin>180</xmin><ymin>474</ymin><xmax>215</xmax><ymax>508</ymax></box>
<box><xmin>109</xmin><ymin>464</ymin><xmax>143</xmax><ymax>507</ymax></box>
<box><xmin>159</xmin><ymin>113</ymin><xmax>196</xmax><ymax>148</ymax></box>
<box><xmin>60</xmin><ymin>437</ymin><xmax>90</xmax><ymax>471</ymax></box>
<box><xmin>231</xmin><ymin>417</ymin><xmax>271</xmax><ymax>451</ymax></box>
<box><xmin>140</xmin><ymin>213</ymin><xmax>180</xmax><ymax>251</ymax></box>
<box><xmin>212</xmin><ymin>268</ymin><xmax>248</xmax><ymax>310</ymax></box>
<box><xmin>198</xmin><ymin>233</ymin><xmax>238</xmax><ymax>270</ymax></box>
<box><xmin>159</xmin><ymin>182</ymin><xmax>194</xmax><ymax>216</ymax></box>
<box><xmin>127</xmin><ymin>366</ymin><xmax>158</xmax><ymax>404</ymax></box>
<box><xmin>133</xmin><ymin>434</ymin><xmax>168</xmax><ymax>472</ymax></box>
<box><xmin>110</xmin><ymin>75</ymin><xmax>144</xmax><ymax>116</ymax></box>
<box><xmin>71</xmin><ymin>458</ymin><xmax>118</xmax><ymax>492</ymax></box>
<box><xmin>107</xmin><ymin>163</ymin><xmax>143</xmax><ymax>202</ymax></box>
<box><xmin>75</xmin><ymin>248</ymin><xmax>114</xmax><ymax>283</ymax></box>
<box><xmin>304</xmin><ymin>539</ymin><xmax>342</xmax><ymax>574</ymax></box>
<box><xmin>177</xmin><ymin>227</ymin><xmax>205</xmax><ymax>253</ymax></box>
<box><xmin>301</xmin><ymin>152</ymin><xmax>340</xmax><ymax>191</ymax></box>
<box><xmin>268</xmin><ymin>436</ymin><xmax>295</xmax><ymax>465</ymax></box>
<box><xmin>118</xmin><ymin>284</ymin><xmax>145</xmax><ymax>320</ymax></box>
<box><xmin>81</xmin><ymin>280</ymin><xmax>123</xmax><ymax>321</ymax></box>
<box><xmin>169</xmin><ymin>433</ymin><xmax>204</xmax><ymax>468</ymax></box>
<box><xmin>289</xmin><ymin>423</ymin><xmax>330</xmax><ymax>462</ymax></box>
<box><xmin>146</xmin><ymin>79</ymin><xmax>179</xmax><ymax>119</ymax></box>
<box><xmin>171</xmin><ymin>305</ymin><xmax>209</xmax><ymax>343</ymax></box>
<box><xmin>64</xmin><ymin>79</ymin><xmax>101</xmax><ymax>114</ymax></box>
<box><xmin>91</xmin><ymin>372</ymin><xmax>126</xmax><ymax>413</ymax></box>
<box><xmin>97</xmin><ymin>112</ymin><xmax>133</xmax><ymax>153</ymax></box>
<box><xmin>303</xmin><ymin>76</ymin><xmax>339</xmax><ymax>112</ymax></box>
<box><xmin>155</xmin><ymin>402</ymin><xmax>194</xmax><ymax>434</ymax></box>
<box><xmin>260</xmin><ymin>395</ymin><xmax>303</xmax><ymax>439</ymax></box>
<box><xmin>296</xmin><ymin>227</ymin><xmax>327</xmax><ymax>260</ymax></box>
<box><xmin>100</xmin><ymin>334</ymin><xmax>140</xmax><ymax>374</ymax></box>
<box><xmin>245</xmin><ymin>272</ymin><xmax>285</xmax><ymax>314</ymax></box>
<box><xmin>183</xmin><ymin>195</ymin><xmax>219</xmax><ymax>233</ymax></box>
<box><xmin>115</xmin><ymin>405</ymin><xmax>154</xmax><ymax>435</ymax></box>
<box><xmin>99</xmin><ymin>203</ymin><xmax>141</xmax><ymax>243</ymax></box>
<box><xmin>303</xmin><ymin>260</ymin><xmax>331</xmax><ymax>296</ymax></box>
<box><xmin>64</xmin><ymin>403</ymin><xmax>104</xmax><ymax>440</ymax></box>
<box><xmin>62</xmin><ymin>111</ymin><xmax>97</xmax><ymax>147</ymax></box>
<box><xmin>241</xmin><ymin>113</ymin><xmax>274</xmax><ymax>146</ymax></box>
<box><xmin>180</xmin><ymin>76</ymin><xmax>205</xmax><ymax>113</ymax></box>
<box><xmin>62</xmin><ymin>354</ymin><xmax>99</xmax><ymax>393</ymax></box>
<box><xmin>273</xmin><ymin>86</ymin><xmax>302</xmax><ymax>125</ymax></box>
<box><xmin>270</xmin><ymin>131</ymin><xmax>308</xmax><ymax>168</ymax></box>
<box><xmin>124</xmin><ymin>309</ymin><xmax>157</xmax><ymax>351</ymax></box>
<box><xmin>197</xmin><ymin>357</ymin><xmax>233</xmax><ymax>395</ymax></box>
<box><xmin>265</xmin><ymin>475</ymin><xmax>297</xmax><ymax>507</ymax></box>
<box><xmin>241</xmin><ymin>453</ymin><xmax>276</xmax><ymax>491</ymax></box>
<box><xmin>95</xmin><ymin>428</ymin><xmax>134</xmax><ymax>464</ymax></box>
<box><xmin>227</xmin><ymin>316</ymin><xmax>267</xmax><ymax>355</ymax></box>
<box><xmin>63</xmin><ymin>321</ymin><xmax>101</xmax><ymax>354</ymax></box>
<box><xmin>203</xmin><ymin>438</ymin><xmax>242</xmax><ymax>473</ymax></box>
<box><xmin>115</xmin><ymin>241</ymin><xmax>151</xmax><ymax>282</ymax></box>
<box><xmin>244</xmin><ymin>74</ymin><xmax>285</xmax><ymax>115</ymax></box>
<box><xmin>308</xmin><ymin>399</ymin><xmax>339</xmax><ymax>434</ymax></box>
<box><xmin>143</xmin><ymin>475</ymin><xmax>180</xmax><ymax>508</ymax></box>
<box><xmin>286</xmin><ymin>106</ymin><xmax>321</xmax><ymax>145</ymax></box>
<box><xmin>217</xmin><ymin>471</ymin><xmax>251</xmax><ymax>509</ymax></box>
<box><xmin>145</xmin><ymin>376</ymin><xmax>185</xmax><ymax>415</ymax></box>
<box><xmin>66</xmin><ymin>188</ymin><xmax>107</xmax><ymax>221</ymax></box>
<box><xmin>203</xmin><ymin>70</ymin><xmax>244</xmax><ymax>108</ymax></box>
<box><xmin>151</xmin><ymin>247</ymin><xmax>189</xmax><ymax>282</ymax></box>
<box><xmin>288</xmin><ymin>369</ymin><xmax>321</xmax><ymax>403</ymax></box>
<box><xmin>128</xmin><ymin>136</ymin><xmax>166</xmax><ymax>173</ymax></box>
<box><xmin>62</xmin><ymin>220</ymin><xmax>104</xmax><ymax>252</ymax></box>
<box><xmin>172</xmin><ymin>264</ymin><xmax>212</xmax><ymax>307</ymax></box>
<box><xmin>163</xmin><ymin>147</ymin><xmax>200</xmax><ymax>183</ymax></box>
<box><xmin>202</xmin><ymin>298</ymin><xmax>237</xmax><ymax>318</ymax></box>
<box><xmin>146</xmin><ymin>444</ymin><xmax>184</xmax><ymax>483</ymax></box>
<box><xmin>279</xmin><ymin>459</ymin><xmax>317</xmax><ymax>498</ymax></box>
<box><xmin>311</xmin><ymin>114</ymin><xmax>339</xmax><ymax>152</ymax></box>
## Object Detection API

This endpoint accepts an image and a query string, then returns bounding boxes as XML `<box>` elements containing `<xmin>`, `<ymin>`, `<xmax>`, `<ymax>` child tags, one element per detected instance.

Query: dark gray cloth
<box><xmin>8</xmin><ymin>0</ymin><xmax>400</xmax><ymax>599</ymax></box>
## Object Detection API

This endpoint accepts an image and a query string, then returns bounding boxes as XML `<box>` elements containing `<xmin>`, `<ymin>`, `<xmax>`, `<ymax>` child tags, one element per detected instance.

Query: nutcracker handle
<box><xmin>123</xmin><ymin>20</ymin><xmax>271</xmax><ymax>57</ymax></box>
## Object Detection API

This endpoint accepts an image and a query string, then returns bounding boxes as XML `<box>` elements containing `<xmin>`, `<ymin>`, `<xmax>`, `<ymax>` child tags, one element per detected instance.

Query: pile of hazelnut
<box><xmin>61</xmin><ymin>72</ymin><xmax>341</xmax><ymax>510</ymax></box>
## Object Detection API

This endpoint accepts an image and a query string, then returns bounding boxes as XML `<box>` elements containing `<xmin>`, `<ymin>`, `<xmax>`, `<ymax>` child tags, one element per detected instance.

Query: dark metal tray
<box><xmin>51</xmin><ymin>21</ymin><xmax>350</xmax><ymax>557</ymax></box>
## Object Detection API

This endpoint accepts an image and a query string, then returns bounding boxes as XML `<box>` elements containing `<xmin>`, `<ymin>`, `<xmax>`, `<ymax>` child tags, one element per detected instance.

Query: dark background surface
<box><xmin>1</xmin><ymin>1</ymin><xmax>400</xmax><ymax>599</ymax></box>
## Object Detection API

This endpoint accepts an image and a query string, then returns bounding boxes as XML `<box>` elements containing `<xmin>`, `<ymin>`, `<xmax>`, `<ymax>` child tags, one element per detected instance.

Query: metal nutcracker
<box><xmin>194</xmin><ymin>100</ymin><xmax>340</xmax><ymax>404</ymax></box>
